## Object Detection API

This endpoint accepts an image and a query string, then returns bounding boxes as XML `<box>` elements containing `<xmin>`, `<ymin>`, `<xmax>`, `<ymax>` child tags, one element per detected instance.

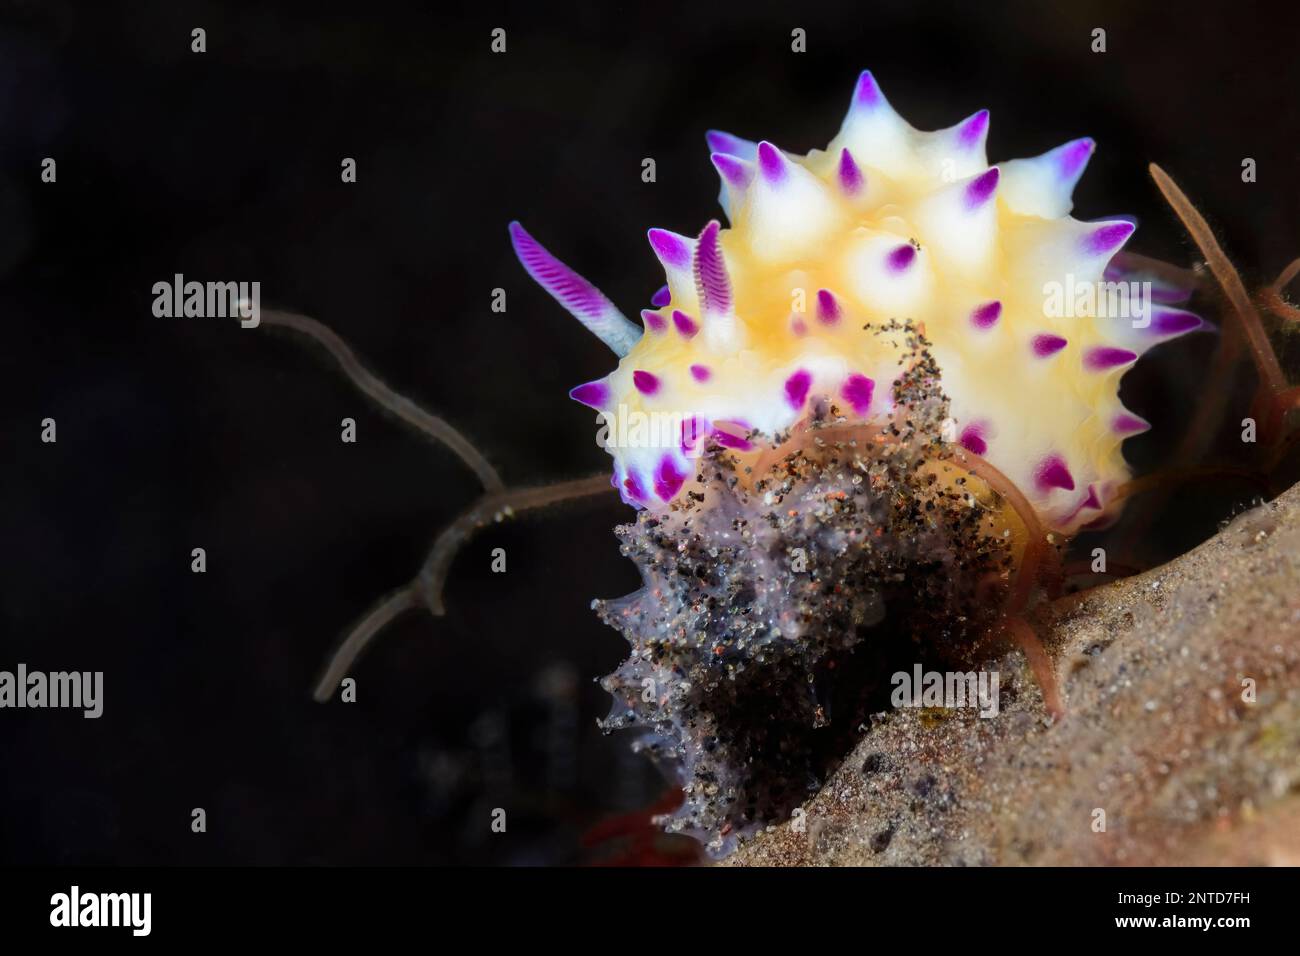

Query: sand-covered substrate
<box><xmin>725</xmin><ymin>481</ymin><xmax>1300</xmax><ymax>866</ymax></box>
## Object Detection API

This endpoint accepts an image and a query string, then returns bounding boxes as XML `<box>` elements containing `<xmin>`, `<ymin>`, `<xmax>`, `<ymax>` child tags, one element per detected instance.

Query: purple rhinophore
<box><xmin>841</xmin><ymin>373</ymin><xmax>875</xmax><ymax>415</ymax></box>
<box><xmin>672</xmin><ymin>309</ymin><xmax>698</xmax><ymax>338</ymax></box>
<box><xmin>689</xmin><ymin>364</ymin><xmax>711</xmax><ymax>382</ymax></box>
<box><xmin>647</xmin><ymin>228</ymin><xmax>692</xmax><ymax>269</ymax></box>
<box><xmin>959</xmin><ymin>423</ymin><xmax>987</xmax><ymax>456</ymax></box>
<box><xmin>816</xmin><ymin>289</ymin><xmax>841</xmax><ymax>324</ymax></box>
<box><xmin>1152</xmin><ymin>308</ymin><xmax>1206</xmax><ymax>336</ymax></box>
<box><xmin>694</xmin><ymin>220</ymin><xmax>732</xmax><ymax>314</ymax></box>
<box><xmin>784</xmin><ymin>369</ymin><xmax>812</xmax><ymax>410</ymax></box>
<box><xmin>965</xmin><ymin>167</ymin><xmax>1000</xmax><ymax>209</ymax></box>
<box><xmin>508</xmin><ymin>221</ymin><xmax>605</xmax><ymax>320</ymax></box>
<box><xmin>1035</xmin><ymin>454</ymin><xmax>1076</xmax><ymax>492</ymax></box>
<box><xmin>568</xmin><ymin>380</ymin><xmax>609</xmax><ymax>409</ymax></box>
<box><xmin>957</xmin><ymin>109</ymin><xmax>989</xmax><ymax>149</ymax></box>
<box><xmin>887</xmin><ymin>243</ymin><xmax>917</xmax><ymax>273</ymax></box>
<box><xmin>1083</xmin><ymin>221</ymin><xmax>1135</xmax><ymax>256</ymax></box>
<box><xmin>971</xmin><ymin>301</ymin><xmax>1002</xmax><ymax>329</ymax></box>
<box><xmin>1032</xmin><ymin>333</ymin><xmax>1068</xmax><ymax>357</ymax></box>
<box><xmin>1084</xmin><ymin>346</ymin><xmax>1138</xmax><ymax>371</ymax></box>
<box><xmin>838</xmin><ymin>149</ymin><xmax>864</xmax><ymax>195</ymax></box>
<box><xmin>711</xmin><ymin>152</ymin><xmax>753</xmax><ymax>189</ymax></box>
<box><xmin>654</xmin><ymin>456</ymin><xmax>688</xmax><ymax>501</ymax></box>
<box><xmin>1112</xmin><ymin>413</ymin><xmax>1150</xmax><ymax>434</ymax></box>
<box><xmin>756</xmin><ymin>142</ymin><xmax>787</xmax><ymax>184</ymax></box>
<box><xmin>650</xmin><ymin>284</ymin><xmax>672</xmax><ymax>307</ymax></box>
<box><xmin>632</xmin><ymin>370</ymin><xmax>660</xmax><ymax>395</ymax></box>
<box><xmin>640</xmin><ymin>309</ymin><xmax>667</xmax><ymax>332</ymax></box>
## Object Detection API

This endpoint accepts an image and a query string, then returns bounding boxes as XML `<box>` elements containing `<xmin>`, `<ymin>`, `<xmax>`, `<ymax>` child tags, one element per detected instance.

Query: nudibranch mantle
<box><xmin>512</xmin><ymin>71</ymin><xmax>1204</xmax><ymax>534</ymax></box>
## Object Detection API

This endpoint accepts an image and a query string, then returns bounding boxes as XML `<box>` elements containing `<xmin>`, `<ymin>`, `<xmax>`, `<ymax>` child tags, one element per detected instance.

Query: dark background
<box><xmin>2</xmin><ymin>0</ymin><xmax>1298</xmax><ymax>864</ymax></box>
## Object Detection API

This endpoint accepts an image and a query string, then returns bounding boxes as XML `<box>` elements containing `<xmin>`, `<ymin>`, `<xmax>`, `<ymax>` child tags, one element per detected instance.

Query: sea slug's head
<box><xmin>511</xmin><ymin>70</ymin><xmax>1206</xmax><ymax>536</ymax></box>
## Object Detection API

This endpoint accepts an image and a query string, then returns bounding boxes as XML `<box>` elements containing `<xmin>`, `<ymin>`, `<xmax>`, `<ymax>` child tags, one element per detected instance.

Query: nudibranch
<box><xmin>512</xmin><ymin>70</ymin><xmax>1203</xmax><ymax>534</ymax></box>
<box><xmin>510</xmin><ymin>71</ymin><xmax>1204</xmax><ymax>857</ymax></box>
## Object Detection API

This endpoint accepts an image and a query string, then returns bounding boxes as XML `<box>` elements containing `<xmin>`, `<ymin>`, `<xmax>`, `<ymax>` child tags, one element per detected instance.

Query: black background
<box><xmin>3</xmin><ymin>0</ymin><xmax>1299</xmax><ymax>865</ymax></box>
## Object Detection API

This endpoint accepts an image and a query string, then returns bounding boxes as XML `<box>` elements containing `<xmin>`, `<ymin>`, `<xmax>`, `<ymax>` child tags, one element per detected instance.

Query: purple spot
<box><xmin>654</xmin><ymin>456</ymin><xmax>688</xmax><ymax>501</ymax></box>
<box><xmin>853</xmin><ymin>70</ymin><xmax>883</xmax><ymax>110</ymax></box>
<box><xmin>959</xmin><ymin>423</ymin><xmax>988</xmax><ymax>455</ymax></box>
<box><xmin>1152</xmin><ymin>308</ymin><xmax>1205</xmax><ymax>336</ymax></box>
<box><xmin>816</xmin><ymin>289</ymin><xmax>841</xmax><ymax>324</ymax></box>
<box><xmin>640</xmin><ymin>309</ymin><xmax>667</xmax><ymax>332</ymax></box>
<box><xmin>632</xmin><ymin>370</ymin><xmax>660</xmax><ymax>395</ymax></box>
<box><xmin>1112</xmin><ymin>413</ymin><xmax>1150</xmax><ymax>435</ymax></box>
<box><xmin>650</xmin><ymin>284</ymin><xmax>671</xmax><ymax>307</ymax></box>
<box><xmin>689</xmin><ymin>364</ymin><xmax>711</xmax><ymax>382</ymax></box>
<box><xmin>1057</xmin><ymin>137</ymin><xmax>1095</xmax><ymax>180</ymax></box>
<box><xmin>840</xmin><ymin>373</ymin><xmax>875</xmax><ymax>415</ymax></box>
<box><xmin>756</xmin><ymin>142</ymin><xmax>787</xmax><ymax>184</ymax></box>
<box><xmin>784</xmin><ymin>370</ymin><xmax>812</xmax><ymax>410</ymax></box>
<box><xmin>1082</xmin><ymin>485</ymin><xmax>1102</xmax><ymax>510</ymax></box>
<box><xmin>964</xmin><ymin>167</ymin><xmax>999</xmax><ymax>209</ymax></box>
<box><xmin>957</xmin><ymin>109</ymin><xmax>989</xmax><ymax>149</ymax></box>
<box><xmin>1084</xmin><ymin>221</ymin><xmax>1135</xmax><ymax>256</ymax></box>
<box><xmin>887</xmin><ymin>243</ymin><xmax>916</xmax><ymax>273</ymax></box>
<box><xmin>713</xmin><ymin>429</ymin><xmax>753</xmax><ymax>452</ymax></box>
<box><xmin>694</xmin><ymin>220</ymin><xmax>732</xmax><ymax>315</ymax></box>
<box><xmin>623</xmin><ymin>472</ymin><xmax>646</xmax><ymax>502</ymax></box>
<box><xmin>1032</xmin><ymin>334</ymin><xmax>1068</xmax><ymax>357</ymax></box>
<box><xmin>568</xmin><ymin>380</ymin><xmax>609</xmax><ymax>409</ymax></box>
<box><xmin>1035</xmin><ymin>455</ymin><xmax>1076</xmax><ymax>493</ymax></box>
<box><xmin>647</xmin><ymin>228</ymin><xmax>692</xmax><ymax>269</ymax></box>
<box><xmin>1084</xmin><ymin>346</ymin><xmax>1138</xmax><ymax>371</ymax></box>
<box><xmin>672</xmin><ymin>309</ymin><xmax>698</xmax><ymax>338</ymax></box>
<box><xmin>971</xmin><ymin>301</ymin><xmax>1002</xmax><ymax>329</ymax></box>
<box><xmin>790</xmin><ymin>316</ymin><xmax>808</xmax><ymax>336</ymax></box>
<box><xmin>838</xmin><ymin>148</ymin><xmax>864</xmax><ymax>195</ymax></box>
<box><xmin>711</xmin><ymin>152</ymin><xmax>752</xmax><ymax>189</ymax></box>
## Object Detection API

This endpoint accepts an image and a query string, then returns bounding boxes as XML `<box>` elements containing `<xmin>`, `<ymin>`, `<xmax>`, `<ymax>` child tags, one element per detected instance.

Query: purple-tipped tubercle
<box><xmin>964</xmin><ymin>167</ymin><xmax>1000</xmax><ymax>209</ymax></box>
<box><xmin>756</xmin><ymin>142</ymin><xmax>787</xmax><ymax>184</ymax></box>
<box><xmin>1084</xmin><ymin>221</ymin><xmax>1135</xmax><ymax>256</ymax></box>
<box><xmin>957</xmin><ymin>109</ymin><xmax>989</xmax><ymax>149</ymax></box>
<box><xmin>711</xmin><ymin>153</ymin><xmax>753</xmax><ymax>189</ymax></box>
<box><xmin>650</xmin><ymin>284</ymin><xmax>671</xmax><ymax>307</ymax></box>
<box><xmin>569</xmin><ymin>380</ymin><xmax>609</xmax><ymax>409</ymax></box>
<box><xmin>672</xmin><ymin>310</ymin><xmax>698</xmax><ymax>338</ymax></box>
<box><xmin>647</xmin><ymin>228</ymin><xmax>692</xmax><ymax>269</ymax></box>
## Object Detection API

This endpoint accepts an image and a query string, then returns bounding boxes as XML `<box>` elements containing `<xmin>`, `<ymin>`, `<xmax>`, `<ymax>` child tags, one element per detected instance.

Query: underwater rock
<box><xmin>724</xmin><ymin>480</ymin><xmax>1300</xmax><ymax>866</ymax></box>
